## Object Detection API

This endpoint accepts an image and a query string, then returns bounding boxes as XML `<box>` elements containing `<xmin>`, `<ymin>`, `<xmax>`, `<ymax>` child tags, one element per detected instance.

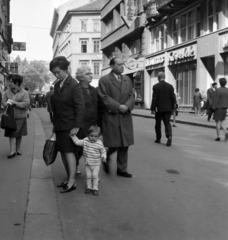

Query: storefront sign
<box><xmin>124</xmin><ymin>58</ymin><xmax>144</xmax><ymax>70</ymax></box>
<box><xmin>145</xmin><ymin>54</ymin><xmax>165</xmax><ymax>68</ymax></box>
<box><xmin>219</xmin><ymin>32</ymin><xmax>228</xmax><ymax>53</ymax></box>
<box><xmin>156</xmin><ymin>0</ymin><xmax>172</xmax><ymax>10</ymax></box>
<box><xmin>168</xmin><ymin>45</ymin><xmax>196</xmax><ymax>65</ymax></box>
<box><xmin>122</xmin><ymin>0</ymin><xmax>136</xmax><ymax>28</ymax></box>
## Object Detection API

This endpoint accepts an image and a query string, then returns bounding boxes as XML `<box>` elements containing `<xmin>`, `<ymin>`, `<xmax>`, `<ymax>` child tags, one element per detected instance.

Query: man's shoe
<box><xmin>117</xmin><ymin>171</ymin><xmax>132</xmax><ymax>178</ymax></box>
<box><xmin>154</xmin><ymin>140</ymin><xmax>161</xmax><ymax>143</ymax></box>
<box><xmin>215</xmin><ymin>137</ymin><xmax>220</xmax><ymax>141</ymax></box>
<box><xmin>85</xmin><ymin>188</ymin><xmax>92</xmax><ymax>194</ymax></box>
<box><xmin>103</xmin><ymin>161</ymin><xmax>110</xmax><ymax>174</ymax></box>
<box><xmin>166</xmin><ymin>137</ymin><xmax>172</xmax><ymax>146</ymax></box>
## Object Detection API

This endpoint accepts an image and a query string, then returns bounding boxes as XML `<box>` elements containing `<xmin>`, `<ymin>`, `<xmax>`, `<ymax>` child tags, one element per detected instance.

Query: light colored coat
<box><xmin>98</xmin><ymin>72</ymin><xmax>135</xmax><ymax>147</ymax></box>
<box><xmin>2</xmin><ymin>88</ymin><xmax>30</xmax><ymax>119</ymax></box>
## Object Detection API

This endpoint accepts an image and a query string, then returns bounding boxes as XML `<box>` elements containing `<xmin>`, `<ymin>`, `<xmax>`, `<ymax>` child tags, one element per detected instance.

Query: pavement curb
<box><xmin>23</xmin><ymin>112</ymin><xmax>63</xmax><ymax>240</ymax></box>
<box><xmin>132</xmin><ymin>113</ymin><xmax>215</xmax><ymax>129</ymax></box>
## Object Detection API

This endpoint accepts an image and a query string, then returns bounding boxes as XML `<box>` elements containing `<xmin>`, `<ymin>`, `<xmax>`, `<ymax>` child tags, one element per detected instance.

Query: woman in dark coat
<box><xmin>2</xmin><ymin>74</ymin><xmax>30</xmax><ymax>158</ymax></box>
<box><xmin>75</xmin><ymin>66</ymin><xmax>100</xmax><ymax>173</ymax></box>
<box><xmin>212</xmin><ymin>78</ymin><xmax>228</xmax><ymax>141</ymax></box>
<box><xmin>50</xmin><ymin>56</ymin><xmax>85</xmax><ymax>193</ymax></box>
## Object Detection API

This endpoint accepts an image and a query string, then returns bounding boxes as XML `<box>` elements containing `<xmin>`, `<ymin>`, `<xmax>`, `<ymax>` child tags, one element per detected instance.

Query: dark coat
<box><xmin>77</xmin><ymin>85</ymin><xmax>100</xmax><ymax>139</ymax></box>
<box><xmin>46</xmin><ymin>90</ymin><xmax>54</xmax><ymax>113</ymax></box>
<box><xmin>52</xmin><ymin>75</ymin><xmax>85</xmax><ymax>132</ymax></box>
<box><xmin>98</xmin><ymin>72</ymin><xmax>135</xmax><ymax>147</ymax></box>
<box><xmin>207</xmin><ymin>87</ymin><xmax>216</xmax><ymax>107</ymax></box>
<box><xmin>150</xmin><ymin>80</ymin><xmax>176</xmax><ymax>112</ymax></box>
<box><xmin>212</xmin><ymin>87</ymin><xmax>228</xmax><ymax>110</ymax></box>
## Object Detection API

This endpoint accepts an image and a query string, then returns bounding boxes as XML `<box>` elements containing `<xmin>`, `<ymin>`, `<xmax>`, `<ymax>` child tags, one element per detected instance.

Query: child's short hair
<box><xmin>87</xmin><ymin>125</ymin><xmax>101</xmax><ymax>136</ymax></box>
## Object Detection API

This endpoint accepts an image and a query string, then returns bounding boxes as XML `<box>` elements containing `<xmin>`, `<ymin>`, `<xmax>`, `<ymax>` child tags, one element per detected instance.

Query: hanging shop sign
<box><xmin>146</xmin><ymin>1</ymin><xmax>160</xmax><ymax>19</ymax></box>
<box><xmin>219</xmin><ymin>32</ymin><xmax>228</xmax><ymax>53</ymax></box>
<box><xmin>122</xmin><ymin>0</ymin><xmax>136</xmax><ymax>28</ymax></box>
<box><xmin>168</xmin><ymin>44</ymin><xmax>196</xmax><ymax>65</ymax></box>
<box><xmin>12</xmin><ymin>42</ymin><xmax>26</xmax><ymax>51</ymax></box>
<box><xmin>145</xmin><ymin>54</ymin><xmax>165</xmax><ymax>69</ymax></box>
<box><xmin>124</xmin><ymin>58</ymin><xmax>144</xmax><ymax>70</ymax></box>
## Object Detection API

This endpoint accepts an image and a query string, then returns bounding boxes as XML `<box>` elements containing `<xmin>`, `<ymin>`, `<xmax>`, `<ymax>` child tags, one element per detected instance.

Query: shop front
<box><xmin>219</xmin><ymin>31</ymin><xmax>228</xmax><ymax>78</ymax></box>
<box><xmin>168</xmin><ymin>44</ymin><xmax>197</xmax><ymax>108</ymax></box>
<box><xmin>124</xmin><ymin>57</ymin><xmax>145</xmax><ymax>108</ymax></box>
<box><xmin>145</xmin><ymin>53</ymin><xmax>165</xmax><ymax>108</ymax></box>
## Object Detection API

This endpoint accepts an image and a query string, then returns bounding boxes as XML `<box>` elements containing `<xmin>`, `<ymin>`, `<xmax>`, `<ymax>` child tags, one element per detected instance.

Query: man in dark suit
<box><xmin>98</xmin><ymin>57</ymin><xmax>135</xmax><ymax>178</ymax></box>
<box><xmin>207</xmin><ymin>82</ymin><xmax>217</xmax><ymax>121</ymax></box>
<box><xmin>150</xmin><ymin>72</ymin><xmax>176</xmax><ymax>146</ymax></box>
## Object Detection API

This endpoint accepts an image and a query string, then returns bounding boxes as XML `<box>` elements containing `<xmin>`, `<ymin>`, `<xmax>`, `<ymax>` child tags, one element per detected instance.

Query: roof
<box><xmin>71</xmin><ymin>0</ymin><xmax>104</xmax><ymax>12</ymax></box>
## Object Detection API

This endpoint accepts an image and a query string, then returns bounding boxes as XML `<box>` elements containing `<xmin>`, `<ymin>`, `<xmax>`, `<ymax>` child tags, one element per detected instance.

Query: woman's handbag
<box><xmin>0</xmin><ymin>104</ymin><xmax>17</xmax><ymax>131</ymax></box>
<box><xmin>43</xmin><ymin>133</ymin><xmax>58</xmax><ymax>166</ymax></box>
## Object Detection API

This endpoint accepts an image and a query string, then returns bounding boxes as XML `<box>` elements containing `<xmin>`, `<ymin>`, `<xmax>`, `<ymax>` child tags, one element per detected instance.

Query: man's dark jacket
<box><xmin>150</xmin><ymin>80</ymin><xmax>176</xmax><ymax>112</ymax></box>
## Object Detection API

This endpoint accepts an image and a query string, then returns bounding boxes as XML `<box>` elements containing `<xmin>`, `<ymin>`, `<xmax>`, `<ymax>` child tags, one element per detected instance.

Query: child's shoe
<box><xmin>92</xmin><ymin>190</ymin><xmax>99</xmax><ymax>196</ymax></box>
<box><xmin>85</xmin><ymin>188</ymin><xmax>92</xmax><ymax>194</ymax></box>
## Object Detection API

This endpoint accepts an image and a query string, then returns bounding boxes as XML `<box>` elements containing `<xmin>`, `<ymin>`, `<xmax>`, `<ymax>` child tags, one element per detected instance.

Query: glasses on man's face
<box><xmin>85</xmin><ymin>72</ymin><xmax>93</xmax><ymax>75</ymax></box>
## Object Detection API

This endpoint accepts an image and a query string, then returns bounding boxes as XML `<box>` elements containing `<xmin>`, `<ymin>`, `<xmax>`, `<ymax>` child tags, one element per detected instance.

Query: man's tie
<box><xmin>117</xmin><ymin>75</ymin><xmax>121</xmax><ymax>82</ymax></box>
<box><xmin>59</xmin><ymin>80</ymin><xmax>63</xmax><ymax>89</ymax></box>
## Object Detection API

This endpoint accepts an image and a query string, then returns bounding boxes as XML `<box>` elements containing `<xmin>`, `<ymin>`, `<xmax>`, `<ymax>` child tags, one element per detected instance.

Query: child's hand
<box><xmin>69</xmin><ymin>132</ymin><xmax>74</xmax><ymax>137</ymax></box>
<box><xmin>102</xmin><ymin>157</ymin><xmax>106</xmax><ymax>163</ymax></box>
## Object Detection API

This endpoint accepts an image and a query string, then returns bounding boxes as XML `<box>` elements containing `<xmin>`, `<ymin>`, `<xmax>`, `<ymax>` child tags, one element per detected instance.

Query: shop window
<box><xmin>150</xmin><ymin>23</ymin><xmax>167</xmax><ymax>53</ymax></box>
<box><xmin>93</xmin><ymin>40</ymin><xmax>100</xmax><ymax>53</ymax></box>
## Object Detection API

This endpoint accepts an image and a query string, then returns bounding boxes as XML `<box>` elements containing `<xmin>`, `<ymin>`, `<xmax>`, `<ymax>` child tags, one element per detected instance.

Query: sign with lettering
<box><xmin>156</xmin><ymin>0</ymin><xmax>172</xmax><ymax>10</ymax></box>
<box><xmin>122</xmin><ymin>0</ymin><xmax>136</xmax><ymax>28</ymax></box>
<box><xmin>219</xmin><ymin>32</ymin><xmax>228</xmax><ymax>53</ymax></box>
<box><xmin>13</xmin><ymin>42</ymin><xmax>26</xmax><ymax>51</ymax></box>
<box><xmin>145</xmin><ymin>54</ymin><xmax>165</xmax><ymax>68</ymax></box>
<box><xmin>124</xmin><ymin>58</ymin><xmax>144</xmax><ymax>70</ymax></box>
<box><xmin>168</xmin><ymin>45</ymin><xmax>196</xmax><ymax>65</ymax></box>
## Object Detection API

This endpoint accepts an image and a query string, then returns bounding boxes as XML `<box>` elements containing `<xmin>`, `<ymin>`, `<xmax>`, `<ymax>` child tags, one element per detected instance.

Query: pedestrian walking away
<box><xmin>193</xmin><ymin>88</ymin><xmax>202</xmax><ymax>117</ymax></box>
<box><xmin>50</xmin><ymin>56</ymin><xmax>85</xmax><ymax>193</ymax></box>
<box><xmin>207</xmin><ymin>82</ymin><xmax>217</xmax><ymax>121</ymax></box>
<box><xmin>1</xmin><ymin>74</ymin><xmax>30</xmax><ymax>158</ymax></box>
<box><xmin>98</xmin><ymin>57</ymin><xmax>135</xmax><ymax>178</ymax></box>
<box><xmin>70</xmin><ymin>126</ymin><xmax>106</xmax><ymax>196</ymax></box>
<box><xmin>75</xmin><ymin>65</ymin><xmax>101</xmax><ymax>176</ymax></box>
<box><xmin>150</xmin><ymin>72</ymin><xmax>176</xmax><ymax>147</ymax></box>
<box><xmin>45</xmin><ymin>86</ymin><xmax>54</xmax><ymax>123</ymax></box>
<box><xmin>172</xmin><ymin>89</ymin><xmax>180</xmax><ymax>127</ymax></box>
<box><xmin>212</xmin><ymin>78</ymin><xmax>228</xmax><ymax>141</ymax></box>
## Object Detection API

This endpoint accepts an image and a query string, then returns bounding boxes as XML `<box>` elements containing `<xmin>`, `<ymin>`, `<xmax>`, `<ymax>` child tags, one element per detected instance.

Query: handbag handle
<box><xmin>4</xmin><ymin>104</ymin><xmax>14</xmax><ymax>118</ymax></box>
<box><xmin>49</xmin><ymin>133</ymin><xmax>56</xmax><ymax>141</ymax></box>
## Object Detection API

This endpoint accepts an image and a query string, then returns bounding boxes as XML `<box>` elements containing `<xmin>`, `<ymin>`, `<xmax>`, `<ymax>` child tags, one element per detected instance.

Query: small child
<box><xmin>70</xmin><ymin>126</ymin><xmax>106</xmax><ymax>196</ymax></box>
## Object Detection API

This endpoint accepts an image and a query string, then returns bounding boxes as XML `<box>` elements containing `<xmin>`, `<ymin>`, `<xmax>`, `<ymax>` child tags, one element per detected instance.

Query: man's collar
<box><xmin>113</xmin><ymin>72</ymin><xmax>121</xmax><ymax>80</ymax></box>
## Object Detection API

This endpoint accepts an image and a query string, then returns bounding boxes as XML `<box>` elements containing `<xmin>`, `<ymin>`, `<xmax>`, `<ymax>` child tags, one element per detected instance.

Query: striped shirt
<box><xmin>71</xmin><ymin>136</ymin><xmax>106</xmax><ymax>166</ymax></box>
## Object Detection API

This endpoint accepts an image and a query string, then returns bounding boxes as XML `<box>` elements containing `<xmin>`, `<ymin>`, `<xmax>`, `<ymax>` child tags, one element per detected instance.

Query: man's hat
<box><xmin>212</xmin><ymin>82</ymin><xmax>217</xmax><ymax>86</ymax></box>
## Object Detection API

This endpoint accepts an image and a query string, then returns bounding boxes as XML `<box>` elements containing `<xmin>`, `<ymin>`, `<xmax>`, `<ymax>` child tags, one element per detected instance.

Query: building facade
<box><xmin>144</xmin><ymin>0</ymin><xmax>228</xmax><ymax>109</ymax></box>
<box><xmin>0</xmin><ymin>0</ymin><xmax>12</xmax><ymax>84</ymax></box>
<box><xmin>101</xmin><ymin>0</ymin><xmax>147</xmax><ymax>107</ymax></box>
<box><xmin>50</xmin><ymin>0</ymin><xmax>103</xmax><ymax>87</ymax></box>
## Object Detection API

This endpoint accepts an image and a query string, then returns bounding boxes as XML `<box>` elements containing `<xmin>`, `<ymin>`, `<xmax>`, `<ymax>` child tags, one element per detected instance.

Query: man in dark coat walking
<box><xmin>98</xmin><ymin>57</ymin><xmax>135</xmax><ymax>178</ymax></box>
<box><xmin>150</xmin><ymin>72</ymin><xmax>176</xmax><ymax>146</ymax></box>
<box><xmin>207</xmin><ymin>82</ymin><xmax>217</xmax><ymax>121</ymax></box>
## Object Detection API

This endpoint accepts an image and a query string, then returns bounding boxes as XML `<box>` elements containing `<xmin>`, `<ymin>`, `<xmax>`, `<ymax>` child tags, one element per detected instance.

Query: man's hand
<box><xmin>119</xmin><ymin>105</ymin><xmax>128</xmax><ymax>113</ymax></box>
<box><xmin>70</xmin><ymin>128</ymin><xmax>79</xmax><ymax>135</ymax></box>
<box><xmin>102</xmin><ymin>157</ymin><xmax>106</xmax><ymax>163</ymax></box>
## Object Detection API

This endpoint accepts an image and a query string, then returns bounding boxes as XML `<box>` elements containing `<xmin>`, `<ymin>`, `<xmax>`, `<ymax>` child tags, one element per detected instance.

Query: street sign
<box><xmin>13</xmin><ymin>42</ymin><xmax>26</xmax><ymax>51</ymax></box>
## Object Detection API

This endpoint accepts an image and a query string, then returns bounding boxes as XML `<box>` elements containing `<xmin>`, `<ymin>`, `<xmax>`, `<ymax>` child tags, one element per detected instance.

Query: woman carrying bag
<box><xmin>2</xmin><ymin>74</ymin><xmax>30</xmax><ymax>158</ymax></box>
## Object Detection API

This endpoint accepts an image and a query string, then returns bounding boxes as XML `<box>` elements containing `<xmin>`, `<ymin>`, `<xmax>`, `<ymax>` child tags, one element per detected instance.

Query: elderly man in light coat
<box><xmin>98</xmin><ymin>57</ymin><xmax>135</xmax><ymax>178</ymax></box>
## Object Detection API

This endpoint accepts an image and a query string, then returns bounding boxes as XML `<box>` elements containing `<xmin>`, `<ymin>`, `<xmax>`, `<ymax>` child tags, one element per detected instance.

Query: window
<box><xmin>151</xmin><ymin>24</ymin><xmax>167</xmax><ymax>52</ymax></box>
<box><xmin>81</xmin><ymin>40</ymin><xmax>87</xmax><ymax>53</ymax></box>
<box><xmin>93</xmin><ymin>20</ymin><xmax>100</xmax><ymax>32</ymax></box>
<box><xmin>93</xmin><ymin>40</ymin><xmax>100</xmax><ymax>53</ymax></box>
<box><xmin>81</xmin><ymin>20</ymin><xmax>87</xmax><ymax>32</ymax></box>
<box><xmin>93</xmin><ymin>62</ymin><xmax>100</xmax><ymax>75</ymax></box>
<box><xmin>208</xmin><ymin>0</ymin><xmax>221</xmax><ymax>32</ymax></box>
<box><xmin>172</xmin><ymin>7</ymin><xmax>201</xmax><ymax>46</ymax></box>
<box><xmin>129</xmin><ymin>39</ymin><xmax>141</xmax><ymax>56</ymax></box>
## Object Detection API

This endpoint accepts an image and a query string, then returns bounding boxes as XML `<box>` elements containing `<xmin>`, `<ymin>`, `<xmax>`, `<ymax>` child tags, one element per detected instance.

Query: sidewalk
<box><xmin>132</xmin><ymin>109</ymin><xmax>228</xmax><ymax>129</ymax></box>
